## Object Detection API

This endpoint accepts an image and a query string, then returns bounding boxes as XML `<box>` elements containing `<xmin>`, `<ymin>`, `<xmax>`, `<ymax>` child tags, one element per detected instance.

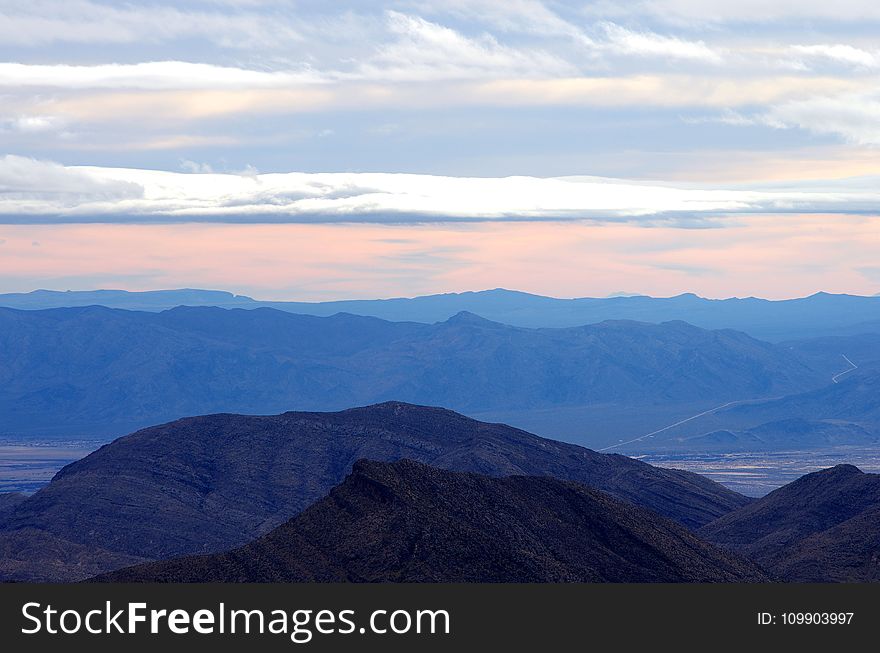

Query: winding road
<box><xmin>832</xmin><ymin>354</ymin><xmax>858</xmax><ymax>383</ymax></box>
<box><xmin>600</xmin><ymin>352</ymin><xmax>858</xmax><ymax>452</ymax></box>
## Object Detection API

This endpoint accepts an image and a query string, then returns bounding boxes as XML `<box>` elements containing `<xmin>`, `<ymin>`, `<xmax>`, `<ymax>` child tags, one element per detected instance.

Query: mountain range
<box><xmin>3</xmin><ymin>287</ymin><xmax>880</xmax><ymax>341</ymax></box>
<box><xmin>3</xmin><ymin>403</ymin><xmax>879</xmax><ymax>583</ymax></box>
<box><xmin>96</xmin><ymin>459</ymin><xmax>768</xmax><ymax>583</ymax></box>
<box><xmin>0</xmin><ymin>403</ymin><xmax>748</xmax><ymax>581</ymax></box>
<box><xmin>0</xmin><ymin>305</ymin><xmax>825</xmax><ymax>441</ymax></box>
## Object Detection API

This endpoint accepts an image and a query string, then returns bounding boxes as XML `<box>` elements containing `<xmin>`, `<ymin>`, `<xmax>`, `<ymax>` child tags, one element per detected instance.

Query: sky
<box><xmin>1</xmin><ymin>0</ymin><xmax>879</xmax><ymax>299</ymax></box>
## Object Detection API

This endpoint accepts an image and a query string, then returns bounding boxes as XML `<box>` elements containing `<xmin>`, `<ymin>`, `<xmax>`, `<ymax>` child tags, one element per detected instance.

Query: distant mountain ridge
<box><xmin>97</xmin><ymin>459</ymin><xmax>768</xmax><ymax>583</ymax></box>
<box><xmin>0</xmin><ymin>305</ymin><xmax>822</xmax><ymax>439</ymax></box>
<box><xmin>0</xmin><ymin>403</ymin><xmax>749</xmax><ymax>581</ymax></box>
<box><xmin>675</xmin><ymin>418</ymin><xmax>879</xmax><ymax>452</ymax></box>
<box><xmin>3</xmin><ymin>287</ymin><xmax>880</xmax><ymax>340</ymax></box>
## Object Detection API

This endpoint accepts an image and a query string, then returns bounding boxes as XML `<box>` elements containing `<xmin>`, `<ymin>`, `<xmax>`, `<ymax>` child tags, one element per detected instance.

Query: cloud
<box><xmin>0</xmin><ymin>62</ymin><xmax>323</xmax><ymax>90</ymax></box>
<box><xmin>0</xmin><ymin>0</ymin><xmax>304</xmax><ymax>48</ymax></box>
<box><xmin>0</xmin><ymin>155</ymin><xmax>143</xmax><ymax>205</ymax></box>
<box><xmin>688</xmin><ymin>85</ymin><xmax>880</xmax><ymax>147</ymax></box>
<box><xmin>762</xmin><ymin>91</ymin><xmax>880</xmax><ymax>145</ymax></box>
<box><xmin>0</xmin><ymin>21</ymin><xmax>724</xmax><ymax>92</ymax></box>
<box><xmin>180</xmin><ymin>159</ymin><xmax>215</xmax><ymax>173</ymax></box>
<box><xmin>352</xmin><ymin>11</ymin><xmax>577</xmax><ymax>81</ymax></box>
<box><xmin>682</xmin><ymin>109</ymin><xmax>756</xmax><ymax>126</ymax></box>
<box><xmin>790</xmin><ymin>44</ymin><xmax>880</xmax><ymax>70</ymax></box>
<box><xmin>600</xmin><ymin>23</ymin><xmax>723</xmax><ymax>63</ymax></box>
<box><xmin>406</xmin><ymin>0</ymin><xmax>598</xmax><ymax>51</ymax></box>
<box><xmin>3</xmin><ymin>1</ymin><xmax>880</xmax><ymax>183</ymax></box>
<box><xmin>2</xmin><ymin>115</ymin><xmax>67</xmax><ymax>133</ymax></box>
<box><xmin>2</xmin><ymin>157</ymin><xmax>880</xmax><ymax>224</ymax></box>
<box><xmin>590</xmin><ymin>1</ymin><xmax>880</xmax><ymax>25</ymax></box>
<box><xmin>10</xmin><ymin>74</ymin><xmax>860</xmax><ymax>139</ymax></box>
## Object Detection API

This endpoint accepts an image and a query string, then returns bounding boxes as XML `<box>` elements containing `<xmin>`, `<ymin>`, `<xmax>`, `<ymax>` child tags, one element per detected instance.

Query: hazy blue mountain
<box><xmin>782</xmin><ymin>332</ymin><xmax>880</xmax><ymax>375</ymax></box>
<box><xmin>674</xmin><ymin>419</ymin><xmax>879</xmax><ymax>452</ymax></box>
<box><xmin>0</xmin><ymin>403</ymin><xmax>748</xmax><ymax>581</ymax></box>
<box><xmin>0</xmin><ymin>288</ymin><xmax>255</xmax><ymax>311</ymax></box>
<box><xmin>722</xmin><ymin>367</ymin><xmax>880</xmax><ymax>426</ymax></box>
<box><xmin>0</xmin><ymin>305</ymin><xmax>824</xmax><ymax>439</ymax></box>
<box><xmin>609</xmin><ymin>366</ymin><xmax>880</xmax><ymax>453</ymax></box>
<box><xmin>96</xmin><ymin>459</ymin><xmax>768</xmax><ymax>583</ymax></box>
<box><xmin>4</xmin><ymin>287</ymin><xmax>880</xmax><ymax>341</ymax></box>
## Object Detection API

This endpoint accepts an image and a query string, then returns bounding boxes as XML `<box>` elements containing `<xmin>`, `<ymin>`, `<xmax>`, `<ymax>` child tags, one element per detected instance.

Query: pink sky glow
<box><xmin>1</xmin><ymin>215</ymin><xmax>878</xmax><ymax>301</ymax></box>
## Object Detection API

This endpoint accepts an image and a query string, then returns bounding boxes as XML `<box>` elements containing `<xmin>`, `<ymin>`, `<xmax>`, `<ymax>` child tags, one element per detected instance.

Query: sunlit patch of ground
<box><xmin>640</xmin><ymin>448</ymin><xmax>880</xmax><ymax>497</ymax></box>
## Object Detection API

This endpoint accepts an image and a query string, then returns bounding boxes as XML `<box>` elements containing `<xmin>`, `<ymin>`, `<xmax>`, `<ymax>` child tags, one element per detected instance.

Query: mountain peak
<box><xmin>817</xmin><ymin>463</ymin><xmax>863</xmax><ymax>477</ymax></box>
<box><xmin>443</xmin><ymin>310</ymin><xmax>502</xmax><ymax>326</ymax></box>
<box><xmin>345</xmin><ymin>400</ymin><xmax>442</xmax><ymax>415</ymax></box>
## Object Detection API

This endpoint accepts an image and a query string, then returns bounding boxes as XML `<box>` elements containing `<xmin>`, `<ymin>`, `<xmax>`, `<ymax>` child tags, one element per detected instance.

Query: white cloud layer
<box><xmin>2</xmin><ymin>155</ymin><xmax>879</xmax><ymax>224</ymax></box>
<box><xmin>0</xmin><ymin>155</ymin><xmax>143</xmax><ymax>203</ymax></box>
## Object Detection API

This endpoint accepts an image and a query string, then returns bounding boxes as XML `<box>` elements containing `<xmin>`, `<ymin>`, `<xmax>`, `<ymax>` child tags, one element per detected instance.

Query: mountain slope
<box><xmin>699</xmin><ymin>465</ymin><xmax>880</xmax><ymax>580</ymax></box>
<box><xmin>0</xmin><ymin>305</ymin><xmax>824</xmax><ymax>438</ymax></box>
<box><xmin>1</xmin><ymin>403</ymin><xmax>749</xmax><ymax>580</ymax></box>
<box><xmin>97</xmin><ymin>459</ymin><xmax>768</xmax><ymax>583</ymax></box>
<box><xmin>773</xmin><ymin>505</ymin><xmax>880</xmax><ymax>582</ymax></box>
<box><xmin>0</xmin><ymin>492</ymin><xmax>27</xmax><ymax>522</ymax></box>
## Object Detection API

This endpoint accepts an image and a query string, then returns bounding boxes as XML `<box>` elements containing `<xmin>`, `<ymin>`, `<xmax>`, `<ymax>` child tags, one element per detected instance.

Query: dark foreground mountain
<box><xmin>5</xmin><ymin>288</ymin><xmax>880</xmax><ymax>341</ymax></box>
<box><xmin>96</xmin><ymin>459</ymin><xmax>769</xmax><ymax>583</ymax></box>
<box><xmin>773</xmin><ymin>505</ymin><xmax>880</xmax><ymax>582</ymax></box>
<box><xmin>0</xmin><ymin>403</ymin><xmax>748</xmax><ymax>581</ymax></box>
<box><xmin>0</xmin><ymin>304</ymin><xmax>824</xmax><ymax>439</ymax></box>
<box><xmin>699</xmin><ymin>465</ymin><xmax>880</xmax><ymax>581</ymax></box>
